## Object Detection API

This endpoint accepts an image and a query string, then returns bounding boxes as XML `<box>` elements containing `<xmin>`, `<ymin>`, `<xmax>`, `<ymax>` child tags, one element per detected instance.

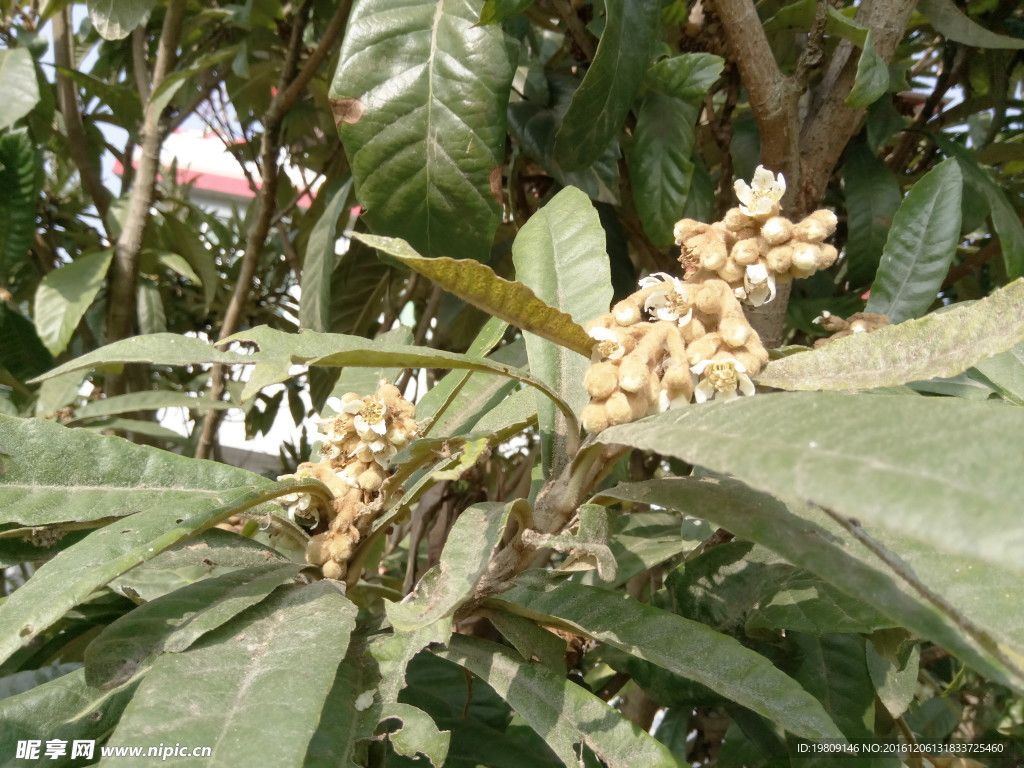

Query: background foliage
<box><xmin>1</xmin><ymin>0</ymin><xmax>1023</xmax><ymax>765</ymax></box>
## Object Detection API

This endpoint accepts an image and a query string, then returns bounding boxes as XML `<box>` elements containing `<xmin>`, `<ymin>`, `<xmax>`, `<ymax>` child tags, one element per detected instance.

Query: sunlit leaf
<box><xmin>917</xmin><ymin>0</ymin><xmax>1024</xmax><ymax>49</ymax></box>
<box><xmin>300</xmin><ymin>180</ymin><xmax>352</xmax><ymax>333</ymax></box>
<box><xmin>756</xmin><ymin>279</ymin><xmax>1024</xmax><ymax>390</ymax></box>
<box><xmin>33</xmin><ymin>250</ymin><xmax>113</xmax><ymax>357</ymax></box>
<box><xmin>88</xmin><ymin>0</ymin><xmax>157</xmax><ymax>39</ymax></box>
<box><xmin>865</xmin><ymin>159</ymin><xmax>963</xmax><ymax>323</ymax></box>
<box><xmin>845</xmin><ymin>31</ymin><xmax>889</xmax><ymax>109</ymax></box>
<box><xmin>0</xmin><ymin>49</ymin><xmax>40</xmax><ymax>130</ymax></box>
<box><xmin>332</xmin><ymin>0</ymin><xmax>515</xmax><ymax>260</ymax></box>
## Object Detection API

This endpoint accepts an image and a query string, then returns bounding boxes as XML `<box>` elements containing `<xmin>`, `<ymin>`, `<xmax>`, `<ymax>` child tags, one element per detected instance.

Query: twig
<box><xmin>550</xmin><ymin>0</ymin><xmax>597</xmax><ymax>61</ymax></box>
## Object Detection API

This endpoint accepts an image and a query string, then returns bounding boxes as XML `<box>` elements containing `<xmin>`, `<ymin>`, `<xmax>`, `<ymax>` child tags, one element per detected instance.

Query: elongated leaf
<box><xmin>383</xmin><ymin>702</ymin><xmax>450</xmax><ymax>767</ymax></box>
<box><xmin>763</xmin><ymin>0</ymin><xmax>868</xmax><ymax>47</ymax></box>
<box><xmin>917</xmin><ymin>0</ymin><xmax>1024</xmax><ymax>49</ymax></box>
<box><xmin>843</xmin><ymin>141</ymin><xmax>901</xmax><ymax>285</ymax></box>
<box><xmin>512</xmin><ymin>186</ymin><xmax>610</xmax><ymax>474</ymax></box>
<box><xmin>85</xmin><ymin>564</ymin><xmax>300</xmax><ymax>689</ymax></box>
<box><xmin>845</xmin><ymin>31</ymin><xmax>889</xmax><ymax>109</ymax></box>
<box><xmin>300</xmin><ymin>180</ymin><xmax>352</xmax><ymax>332</ymax></box>
<box><xmin>971</xmin><ymin>340</ymin><xmax>1024</xmax><ymax>405</ymax></box>
<box><xmin>933</xmin><ymin>135</ymin><xmax>1024</xmax><ymax>280</ymax></box>
<box><xmin>69</xmin><ymin>390</ymin><xmax>235</xmax><ymax>423</ymax></box>
<box><xmin>756</xmin><ymin>279</ymin><xmax>1024</xmax><ymax>390</ymax></box>
<box><xmin>554</xmin><ymin>0</ymin><xmax>661</xmax><ymax>170</ymax></box>
<box><xmin>136</xmin><ymin>279</ymin><xmax>166</xmax><ymax>334</ymax></box>
<box><xmin>33</xmin><ymin>249</ymin><xmax>113</xmax><ymax>357</ymax></box>
<box><xmin>478</xmin><ymin>0</ymin><xmax>533</xmax><ymax>24</ymax></box>
<box><xmin>507</xmin><ymin>74</ymin><xmax>621</xmax><ymax>204</ymax></box>
<box><xmin>0</xmin><ymin>49</ymin><xmax>40</xmax><ymax>130</ymax></box>
<box><xmin>0</xmin><ymin>482</ymin><xmax>300</xmax><ymax>666</ymax></box>
<box><xmin>0</xmin><ymin>131</ymin><xmax>39</xmax><ymax>277</ymax></box>
<box><xmin>88</xmin><ymin>0</ymin><xmax>156</xmax><ymax>39</ymax></box>
<box><xmin>31</xmin><ymin>333</ymin><xmax>251</xmax><ymax>383</ymax></box>
<box><xmin>599</xmin><ymin>393</ymin><xmax>1024</xmax><ymax>577</ymax></box>
<box><xmin>0</xmin><ymin>663</ymin><xmax>82</xmax><ymax>701</ymax></box>
<box><xmin>0</xmin><ymin>305</ymin><xmax>51</xmax><ymax>383</ymax></box>
<box><xmin>355</xmin><ymin>233</ymin><xmax>593</xmax><ymax>357</ymax></box>
<box><xmin>107</xmin><ymin>582</ymin><xmax>356</xmax><ymax>767</ymax></box>
<box><xmin>438</xmin><ymin>634</ymin><xmax>684</xmax><ymax>768</ymax></box>
<box><xmin>0</xmin><ymin>669</ymin><xmax>136</xmax><ymax>761</ymax></box>
<box><xmin>596</xmin><ymin>478</ymin><xmax>1021</xmax><ymax>688</ymax></box>
<box><xmin>0</xmin><ymin>414</ymin><xmax>271</xmax><ymax>527</ymax></box>
<box><xmin>387</xmin><ymin>500</ymin><xmax>525</xmax><ymax>631</ymax></box>
<box><xmin>332</xmin><ymin>0</ymin><xmax>515</xmax><ymax>261</ymax></box>
<box><xmin>865</xmin><ymin>159</ymin><xmax>963</xmax><ymax>323</ymax></box>
<box><xmin>491</xmin><ymin>580</ymin><xmax>844</xmax><ymax>740</ymax></box>
<box><xmin>791</xmin><ymin>634</ymin><xmax>874</xmax><ymax>739</ymax></box>
<box><xmin>630</xmin><ymin>55</ymin><xmax>723</xmax><ymax>247</ymax></box>
<box><xmin>304</xmin><ymin>635</ymin><xmax>376</xmax><ymax>768</ymax></box>
<box><xmin>161</xmin><ymin>213</ymin><xmax>219</xmax><ymax>310</ymax></box>
<box><xmin>228</xmin><ymin>325</ymin><xmax>577</xmax><ymax>434</ymax></box>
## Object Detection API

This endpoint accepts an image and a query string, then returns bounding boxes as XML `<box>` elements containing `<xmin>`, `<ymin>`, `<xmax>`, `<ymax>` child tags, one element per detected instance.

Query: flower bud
<box><xmin>322</xmin><ymin>561</ymin><xmax>346</xmax><ymax>580</ymax></box>
<box><xmin>760</xmin><ymin>216</ymin><xmax>792</xmax><ymax>245</ymax></box>
<box><xmin>722</xmin><ymin>207</ymin><xmax>754</xmax><ymax>232</ymax></box>
<box><xmin>581</xmin><ymin>402</ymin><xmax>610</xmax><ymax>433</ymax></box>
<box><xmin>792</xmin><ymin>242</ymin><xmax>821</xmax><ymax>272</ymax></box>
<box><xmin>674</xmin><ymin>219</ymin><xmax>706</xmax><ymax>243</ymax></box>
<box><xmin>765</xmin><ymin>245</ymin><xmax>793</xmax><ymax>273</ymax></box>
<box><xmin>718</xmin><ymin>257</ymin><xmax>744</xmax><ymax>283</ymax></box>
<box><xmin>604</xmin><ymin>392</ymin><xmax>633</xmax><ymax>426</ymax></box>
<box><xmin>720</xmin><ymin>316</ymin><xmax>751</xmax><ymax>348</ymax></box>
<box><xmin>328</xmin><ymin>534</ymin><xmax>356</xmax><ymax>563</ymax></box>
<box><xmin>613</xmin><ymin>300</ymin><xmax>641</xmax><ymax>326</ymax></box>
<box><xmin>816</xmin><ymin>244</ymin><xmax>838</xmax><ymax>269</ymax></box>
<box><xmin>731</xmin><ymin>238</ymin><xmax>762</xmax><ymax>266</ymax></box>
<box><xmin>699</xmin><ymin>238</ymin><xmax>728</xmax><ymax>271</ymax></box>
<box><xmin>617</xmin><ymin>355</ymin><xmax>650</xmax><ymax>393</ymax></box>
<box><xmin>357</xmin><ymin>466</ymin><xmax>386</xmax><ymax>492</ymax></box>
<box><xmin>793</xmin><ymin>209</ymin><xmax>838</xmax><ymax>242</ymax></box>
<box><xmin>584</xmin><ymin>362</ymin><xmax>618</xmax><ymax>399</ymax></box>
<box><xmin>306</xmin><ymin>533</ymin><xmax>329</xmax><ymax>565</ymax></box>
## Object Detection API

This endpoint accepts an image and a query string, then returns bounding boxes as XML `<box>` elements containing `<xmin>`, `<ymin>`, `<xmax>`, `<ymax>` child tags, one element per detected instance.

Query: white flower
<box><xmin>340</xmin><ymin>395</ymin><xmax>389</xmax><ymax>437</ymax></box>
<box><xmin>638</xmin><ymin>272</ymin><xmax>692</xmax><ymax>327</ymax></box>
<box><xmin>588</xmin><ymin>327</ymin><xmax>626</xmax><ymax>362</ymax></box>
<box><xmin>275</xmin><ymin>476</ymin><xmax>319</xmax><ymax>526</ymax></box>
<box><xmin>367</xmin><ymin>438</ymin><xmax>398</xmax><ymax>467</ymax></box>
<box><xmin>733</xmin><ymin>165</ymin><xmax>786</xmax><ymax>218</ymax></box>
<box><xmin>691</xmin><ymin>358</ymin><xmax>756</xmax><ymax>403</ymax></box>
<box><xmin>742</xmin><ymin>263</ymin><xmax>776</xmax><ymax>307</ymax></box>
<box><xmin>657</xmin><ymin>387</ymin><xmax>690</xmax><ymax>412</ymax></box>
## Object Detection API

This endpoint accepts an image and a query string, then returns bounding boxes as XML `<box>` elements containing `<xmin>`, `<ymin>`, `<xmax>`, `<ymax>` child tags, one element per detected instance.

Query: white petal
<box><xmin>342</xmin><ymin>399</ymin><xmax>365</xmax><ymax>415</ymax></box>
<box><xmin>588</xmin><ymin>326</ymin><xmax>616</xmax><ymax>342</ymax></box>
<box><xmin>738</xmin><ymin>373</ymin><xmax>756</xmax><ymax>397</ymax></box>
<box><xmin>658</xmin><ymin>389</ymin><xmax>671</xmax><ymax>413</ymax></box>
<box><xmin>638</xmin><ymin>271</ymin><xmax>673</xmax><ymax>288</ymax></box>
<box><xmin>690</xmin><ymin>359</ymin><xmax>713</xmax><ymax>375</ymax></box>
<box><xmin>694</xmin><ymin>379</ymin><xmax>715</xmax><ymax>403</ymax></box>
<box><xmin>733</xmin><ymin>179</ymin><xmax>752</xmax><ymax>207</ymax></box>
<box><xmin>676</xmin><ymin>308</ymin><xmax>693</xmax><ymax>327</ymax></box>
<box><xmin>653</xmin><ymin>306</ymin><xmax>678</xmax><ymax>323</ymax></box>
<box><xmin>371</xmin><ymin>420</ymin><xmax>388</xmax><ymax>435</ymax></box>
<box><xmin>324</xmin><ymin>397</ymin><xmax>345</xmax><ymax>414</ymax></box>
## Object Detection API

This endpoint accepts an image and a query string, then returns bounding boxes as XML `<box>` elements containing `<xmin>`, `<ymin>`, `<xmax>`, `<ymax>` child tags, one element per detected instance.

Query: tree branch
<box><xmin>105</xmin><ymin>0</ymin><xmax>187</xmax><ymax>367</ymax></box>
<box><xmin>797</xmin><ymin>0</ymin><xmax>916</xmax><ymax>213</ymax></box>
<box><xmin>195</xmin><ymin>0</ymin><xmax>352</xmax><ymax>459</ymax></box>
<box><xmin>52</xmin><ymin>7</ymin><xmax>112</xmax><ymax>230</ymax></box>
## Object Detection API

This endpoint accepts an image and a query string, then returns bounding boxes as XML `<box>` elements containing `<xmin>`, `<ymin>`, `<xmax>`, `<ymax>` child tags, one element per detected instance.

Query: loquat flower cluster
<box><xmin>582</xmin><ymin>166</ymin><xmax>839</xmax><ymax>432</ymax></box>
<box><xmin>276</xmin><ymin>382</ymin><xmax>419</xmax><ymax>580</ymax></box>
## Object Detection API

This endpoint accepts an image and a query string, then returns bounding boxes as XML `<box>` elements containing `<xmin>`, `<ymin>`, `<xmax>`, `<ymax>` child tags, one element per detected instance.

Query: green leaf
<box><xmin>0</xmin><ymin>130</ymin><xmax>40</xmax><ymax>277</ymax></box>
<box><xmin>598</xmin><ymin>393</ymin><xmax>1024</xmax><ymax>578</ymax></box>
<box><xmin>382</xmin><ymin>702</ymin><xmax>451</xmax><ymax>768</ymax></box>
<box><xmin>300</xmin><ymin>180</ymin><xmax>352</xmax><ymax>332</ymax></box>
<box><xmin>790</xmin><ymin>634</ymin><xmax>874</xmax><ymax>739</ymax></box>
<box><xmin>554</xmin><ymin>0</ymin><xmax>661</xmax><ymax>170</ymax></box>
<box><xmin>491</xmin><ymin>580</ymin><xmax>844</xmax><ymax>740</ymax></box>
<box><xmin>0</xmin><ymin>414</ymin><xmax>271</xmax><ymax>527</ymax></box>
<box><xmin>629</xmin><ymin>55</ymin><xmax>724</xmax><ymax>248</ymax></box>
<box><xmin>0</xmin><ymin>49</ymin><xmax>41</xmax><ymax>130</ymax></box>
<box><xmin>917</xmin><ymin>0</ymin><xmax>1024</xmax><ymax>49</ymax></box>
<box><xmin>156</xmin><ymin>251</ymin><xmax>202</xmax><ymax>285</ymax></box>
<box><xmin>842</xmin><ymin>141</ymin><xmax>902</xmax><ymax>285</ymax></box>
<box><xmin>88</xmin><ymin>0</ymin><xmax>157</xmax><ymax>40</ymax></box>
<box><xmin>437</xmin><ymin>634</ymin><xmax>685</xmax><ymax>768</ymax></box>
<box><xmin>0</xmin><ymin>663</ymin><xmax>82</xmax><ymax>701</ymax></box>
<box><xmin>85</xmin><ymin>563</ymin><xmax>300</xmax><ymax>689</ymax></box>
<box><xmin>507</xmin><ymin>74</ymin><xmax>621</xmax><ymax>204</ymax></box>
<box><xmin>0</xmin><ymin>482</ymin><xmax>298</xmax><ymax>667</ymax></box>
<box><xmin>512</xmin><ymin>186</ymin><xmax>611</xmax><ymax>474</ymax></box>
<box><xmin>477</xmin><ymin>0</ymin><xmax>534</xmax><ymax>24</ymax></box>
<box><xmin>866</xmin><ymin>630</ymin><xmax>919</xmax><ymax>719</ymax></box>
<box><xmin>136</xmin><ymin>279</ymin><xmax>167</xmax><ymax>334</ymax></box>
<box><xmin>932</xmin><ymin>135</ymin><xmax>1024</xmax><ymax>280</ymax></box>
<box><xmin>387</xmin><ymin>500</ymin><xmax>527</xmax><ymax>631</ymax></box>
<box><xmin>355</xmin><ymin>233</ymin><xmax>594</xmax><ymax>357</ymax></box>
<box><xmin>0</xmin><ymin>669</ymin><xmax>136</xmax><ymax>759</ymax></box>
<box><xmin>755</xmin><ymin>279</ymin><xmax>1024</xmax><ymax>390</ymax></box>
<box><xmin>332</xmin><ymin>0</ymin><xmax>515</xmax><ymax>260</ymax></box>
<box><xmin>0</xmin><ymin>305</ymin><xmax>51</xmax><ymax>383</ymax></box>
<box><xmin>971</xmin><ymin>340</ymin><xmax>1024</xmax><ymax>405</ymax></box>
<box><xmin>107</xmin><ymin>582</ymin><xmax>356</xmax><ymax>767</ymax></box>
<box><xmin>33</xmin><ymin>249</ymin><xmax>113</xmax><ymax>357</ymax></box>
<box><xmin>161</xmin><ymin>213</ymin><xmax>219</xmax><ymax>310</ymax></box>
<box><xmin>68</xmin><ymin>390</ymin><xmax>235</xmax><ymax>423</ymax></box>
<box><xmin>845</xmin><ymin>31</ymin><xmax>889</xmax><ymax>109</ymax></box>
<box><xmin>30</xmin><ymin>333</ymin><xmax>251</xmax><ymax>383</ymax></box>
<box><xmin>595</xmin><ymin>479</ymin><xmax>1023</xmax><ymax>688</ymax></box>
<box><xmin>865</xmin><ymin>158</ymin><xmax>963</xmax><ymax>323</ymax></box>
<box><xmin>304</xmin><ymin>634</ymin><xmax>376</xmax><ymax>768</ymax></box>
<box><xmin>763</xmin><ymin>0</ymin><xmax>868</xmax><ymax>47</ymax></box>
